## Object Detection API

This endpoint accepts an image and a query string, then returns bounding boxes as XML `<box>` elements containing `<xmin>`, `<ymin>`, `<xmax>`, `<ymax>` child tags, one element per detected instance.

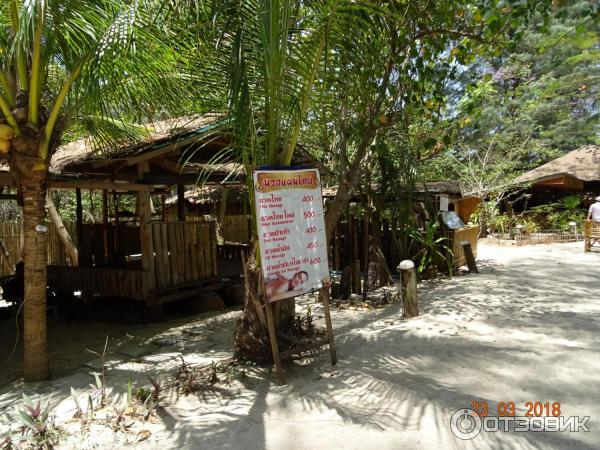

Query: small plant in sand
<box><xmin>175</xmin><ymin>356</ymin><xmax>201</xmax><ymax>395</ymax></box>
<box><xmin>87</xmin><ymin>336</ymin><xmax>110</xmax><ymax>408</ymax></box>
<box><xmin>12</xmin><ymin>394</ymin><xmax>61</xmax><ymax>449</ymax></box>
<box><xmin>175</xmin><ymin>356</ymin><xmax>242</xmax><ymax>395</ymax></box>
<box><xmin>292</xmin><ymin>306</ymin><xmax>315</xmax><ymax>338</ymax></box>
<box><xmin>288</xmin><ymin>306</ymin><xmax>325</xmax><ymax>348</ymax></box>
<box><xmin>127</xmin><ymin>377</ymin><xmax>164</xmax><ymax>421</ymax></box>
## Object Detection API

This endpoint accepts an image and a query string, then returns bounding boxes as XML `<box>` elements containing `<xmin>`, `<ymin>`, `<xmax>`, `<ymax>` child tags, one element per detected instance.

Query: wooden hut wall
<box><xmin>151</xmin><ymin>220</ymin><xmax>217</xmax><ymax>289</ymax></box>
<box><xmin>0</xmin><ymin>221</ymin><xmax>78</xmax><ymax>276</ymax></box>
<box><xmin>453</xmin><ymin>197</ymin><xmax>480</xmax><ymax>224</ymax></box>
<box><xmin>220</xmin><ymin>215</ymin><xmax>251</xmax><ymax>243</ymax></box>
<box><xmin>329</xmin><ymin>215</ymin><xmax>403</xmax><ymax>273</ymax></box>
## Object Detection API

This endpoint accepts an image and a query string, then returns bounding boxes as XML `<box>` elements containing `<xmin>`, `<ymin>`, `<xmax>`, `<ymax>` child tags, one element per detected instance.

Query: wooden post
<box><xmin>399</xmin><ymin>260</ymin><xmax>418</xmax><ymax>318</ymax></box>
<box><xmin>112</xmin><ymin>190</ymin><xmax>121</xmax><ymax>263</ymax></box>
<box><xmin>584</xmin><ymin>220</ymin><xmax>591</xmax><ymax>252</ymax></box>
<box><xmin>352</xmin><ymin>217</ymin><xmax>359</xmax><ymax>268</ymax></box>
<box><xmin>102</xmin><ymin>190</ymin><xmax>108</xmax><ymax>224</ymax></box>
<box><xmin>362</xmin><ymin>212</ymin><xmax>369</xmax><ymax>300</ymax></box>
<box><xmin>352</xmin><ymin>259</ymin><xmax>361</xmax><ymax>294</ymax></box>
<box><xmin>460</xmin><ymin>240</ymin><xmax>478</xmax><ymax>273</ymax></box>
<box><xmin>138</xmin><ymin>164</ymin><xmax>156</xmax><ymax>304</ymax></box>
<box><xmin>340</xmin><ymin>265</ymin><xmax>352</xmax><ymax>299</ymax></box>
<box><xmin>161</xmin><ymin>192</ymin><xmax>167</xmax><ymax>221</ymax></box>
<box><xmin>218</xmin><ymin>187</ymin><xmax>230</xmax><ymax>224</ymax></box>
<box><xmin>88</xmin><ymin>190</ymin><xmax>96</xmax><ymax>223</ymax></box>
<box><xmin>177</xmin><ymin>184</ymin><xmax>186</xmax><ymax>221</ymax></box>
<box><xmin>75</xmin><ymin>188</ymin><xmax>83</xmax><ymax>251</ymax></box>
<box><xmin>265</xmin><ymin>301</ymin><xmax>284</xmax><ymax>384</ymax></box>
<box><xmin>102</xmin><ymin>189</ymin><xmax>109</xmax><ymax>261</ymax></box>
<box><xmin>321</xmin><ymin>286</ymin><xmax>337</xmax><ymax>365</ymax></box>
<box><xmin>19</xmin><ymin>215</ymin><xmax>24</xmax><ymax>257</ymax></box>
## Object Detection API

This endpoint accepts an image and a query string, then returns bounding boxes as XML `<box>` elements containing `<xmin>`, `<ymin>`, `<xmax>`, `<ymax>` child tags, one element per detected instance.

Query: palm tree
<box><xmin>0</xmin><ymin>0</ymin><xmax>194</xmax><ymax>380</ymax></box>
<box><xmin>192</xmin><ymin>0</ymin><xmax>349</xmax><ymax>360</ymax></box>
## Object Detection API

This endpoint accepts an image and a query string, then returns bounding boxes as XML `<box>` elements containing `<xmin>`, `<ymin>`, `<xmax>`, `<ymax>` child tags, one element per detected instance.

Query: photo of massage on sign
<box><xmin>253</xmin><ymin>168</ymin><xmax>330</xmax><ymax>303</ymax></box>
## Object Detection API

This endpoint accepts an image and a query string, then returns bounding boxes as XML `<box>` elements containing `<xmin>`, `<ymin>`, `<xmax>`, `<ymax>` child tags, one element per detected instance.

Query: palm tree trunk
<box><xmin>233</xmin><ymin>244</ymin><xmax>297</xmax><ymax>363</ymax></box>
<box><xmin>21</xmin><ymin>175</ymin><xmax>50</xmax><ymax>381</ymax></box>
<box><xmin>233</xmin><ymin>249</ymin><xmax>271</xmax><ymax>362</ymax></box>
<box><xmin>10</xmin><ymin>130</ymin><xmax>52</xmax><ymax>381</ymax></box>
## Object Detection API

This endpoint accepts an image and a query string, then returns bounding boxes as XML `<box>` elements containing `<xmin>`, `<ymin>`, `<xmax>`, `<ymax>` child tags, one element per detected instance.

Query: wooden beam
<box><xmin>151</xmin><ymin>157</ymin><xmax>183</xmax><ymax>174</ymax></box>
<box><xmin>137</xmin><ymin>174</ymin><xmax>202</xmax><ymax>185</ymax></box>
<box><xmin>49</xmin><ymin>179</ymin><xmax>152</xmax><ymax>192</ymax></box>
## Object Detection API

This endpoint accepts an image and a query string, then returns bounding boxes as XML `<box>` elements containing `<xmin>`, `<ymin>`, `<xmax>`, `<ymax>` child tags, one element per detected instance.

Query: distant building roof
<box><xmin>514</xmin><ymin>145</ymin><xmax>600</xmax><ymax>185</ymax></box>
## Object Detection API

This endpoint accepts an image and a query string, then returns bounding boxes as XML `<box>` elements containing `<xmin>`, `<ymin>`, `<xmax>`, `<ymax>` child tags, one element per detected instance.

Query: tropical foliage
<box><xmin>0</xmin><ymin>0</ymin><xmax>197</xmax><ymax>380</ymax></box>
<box><xmin>410</xmin><ymin>221</ymin><xmax>453</xmax><ymax>278</ymax></box>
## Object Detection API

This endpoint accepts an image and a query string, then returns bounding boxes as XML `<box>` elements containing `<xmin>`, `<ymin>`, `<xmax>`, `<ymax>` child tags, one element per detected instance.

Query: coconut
<box><xmin>0</xmin><ymin>124</ymin><xmax>14</xmax><ymax>141</ymax></box>
<box><xmin>0</xmin><ymin>139</ymin><xmax>10</xmax><ymax>153</ymax></box>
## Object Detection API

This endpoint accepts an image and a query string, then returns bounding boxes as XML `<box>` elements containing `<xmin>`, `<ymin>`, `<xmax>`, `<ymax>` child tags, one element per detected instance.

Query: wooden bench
<box><xmin>584</xmin><ymin>220</ymin><xmax>600</xmax><ymax>252</ymax></box>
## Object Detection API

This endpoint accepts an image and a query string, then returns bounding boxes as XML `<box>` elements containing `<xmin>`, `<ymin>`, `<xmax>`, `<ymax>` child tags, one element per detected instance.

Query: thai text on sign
<box><xmin>253</xmin><ymin>168</ymin><xmax>330</xmax><ymax>303</ymax></box>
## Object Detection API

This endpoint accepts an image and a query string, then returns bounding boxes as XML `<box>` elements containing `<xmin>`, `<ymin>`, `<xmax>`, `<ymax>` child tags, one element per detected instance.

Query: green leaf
<box><xmin>487</xmin><ymin>17</ymin><xmax>502</xmax><ymax>34</ymax></box>
<box><xmin>18</xmin><ymin>411</ymin><xmax>36</xmax><ymax>429</ymax></box>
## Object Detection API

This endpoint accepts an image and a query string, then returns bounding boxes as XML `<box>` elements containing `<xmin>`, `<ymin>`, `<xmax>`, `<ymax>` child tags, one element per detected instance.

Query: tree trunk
<box><xmin>11</xmin><ymin>131</ymin><xmax>52</xmax><ymax>381</ymax></box>
<box><xmin>233</xmin><ymin>247</ymin><xmax>272</xmax><ymax>362</ymax></box>
<box><xmin>46</xmin><ymin>193</ymin><xmax>78</xmax><ymax>266</ymax></box>
<box><xmin>22</xmin><ymin>177</ymin><xmax>51</xmax><ymax>380</ymax></box>
<box><xmin>233</xmin><ymin>247</ymin><xmax>296</xmax><ymax>363</ymax></box>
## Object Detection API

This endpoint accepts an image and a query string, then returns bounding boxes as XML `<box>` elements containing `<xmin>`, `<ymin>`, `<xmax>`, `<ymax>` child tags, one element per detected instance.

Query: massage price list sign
<box><xmin>253</xmin><ymin>168</ymin><xmax>330</xmax><ymax>302</ymax></box>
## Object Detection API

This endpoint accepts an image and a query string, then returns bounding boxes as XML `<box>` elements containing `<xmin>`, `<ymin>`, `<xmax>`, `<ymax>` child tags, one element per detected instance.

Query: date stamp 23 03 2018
<box><xmin>469</xmin><ymin>401</ymin><xmax>562</xmax><ymax>417</ymax></box>
<box><xmin>449</xmin><ymin>401</ymin><xmax>591</xmax><ymax>440</ymax></box>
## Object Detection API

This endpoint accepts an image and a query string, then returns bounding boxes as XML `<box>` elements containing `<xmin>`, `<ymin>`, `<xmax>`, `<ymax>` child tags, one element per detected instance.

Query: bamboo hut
<box><xmin>512</xmin><ymin>145</ymin><xmax>600</xmax><ymax>211</ymax></box>
<box><xmin>0</xmin><ymin>116</ymin><xmax>240</xmax><ymax>315</ymax></box>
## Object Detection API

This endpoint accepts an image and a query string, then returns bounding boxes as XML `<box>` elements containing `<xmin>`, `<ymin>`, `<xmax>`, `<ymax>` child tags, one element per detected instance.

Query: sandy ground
<box><xmin>1</xmin><ymin>240</ymin><xmax>599</xmax><ymax>449</ymax></box>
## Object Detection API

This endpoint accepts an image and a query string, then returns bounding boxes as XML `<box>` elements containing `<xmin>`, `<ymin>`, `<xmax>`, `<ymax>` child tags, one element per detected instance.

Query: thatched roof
<box><xmin>165</xmin><ymin>183</ymin><xmax>247</xmax><ymax>206</ymax></box>
<box><xmin>51</xmin><ymin>115</ymin><xmax>225</xmax><ymax>173</ymax></box>
<box><xmin>514</xmin><ymin>145</ymin><xmax>600</xmax><ymax>185</ymax></box>
<box><xmin>0</xmin><ymin>114</ymin><xmax>333</xmax><ymax>192</ymax></box>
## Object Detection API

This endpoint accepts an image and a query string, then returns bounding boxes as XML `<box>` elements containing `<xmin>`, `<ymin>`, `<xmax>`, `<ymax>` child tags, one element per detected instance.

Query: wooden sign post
<box><xmin>253</xmin><ymin>168</ymin><xmax>337</xmax><ymax>383</ymax></box>
<box><xmin>262</xmin><ymin>285</ymin><xmax>337</xmax><ymax>384</ymax></box>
